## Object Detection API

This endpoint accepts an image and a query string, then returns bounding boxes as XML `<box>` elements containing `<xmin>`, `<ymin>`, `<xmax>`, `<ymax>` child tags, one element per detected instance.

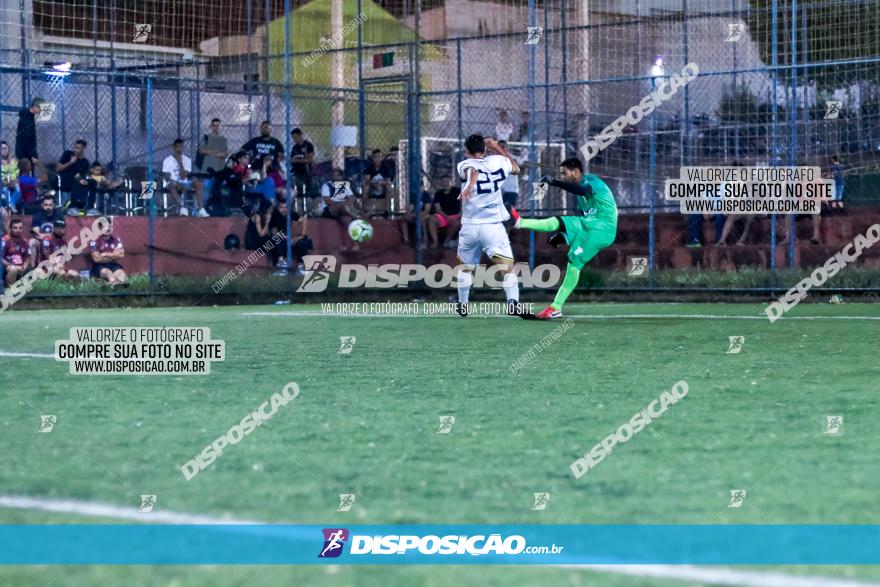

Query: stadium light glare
<box><xmin>650</xmin><ymin>56</ymin><xmax>665</xmax><ymax>79</ymax></box>
<box><xmin>45</xmin><ymin>61</ymin><xmax>72</xmax><ymax>78</ymax></box>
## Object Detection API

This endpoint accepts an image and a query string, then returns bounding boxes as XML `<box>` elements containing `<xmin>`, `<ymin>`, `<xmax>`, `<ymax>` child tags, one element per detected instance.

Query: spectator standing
<box><xmin>498</xmin><ymin>140</ymin><xmax>525</xmax><ymax>213</ymax></box>
<box><xmin>162</xmin><ymin>139</ymin><xmax>208</xmax><ymax>217</ymax></box>
<box><xmin>15</xmin><ymin>98</ymin><xmax>42</xmax><ymax>163</ymax></box>
<box><xmin>289</xmin><ymin>128</ymin><xmax>315</xmax><ymax>205</ymax></box>
<box><xmin>196</xmin><ymin>118</ymin><xmax>229</xmax><ymax>194</ymax></box>
<box><xmin>495</xmin><ymin>110</ymin><xmax>514</xmax><ymax>142</ymax></box>
<box><xmin>2</xmin><ymin>217</ymin><xmax>32</xmax><ymax>287</ymax></box>
<box><xmin>1</xmin><ymin>141</ymin><xmax>20</xmax><ymax>210</ymax></box>
<box><xmin>89</xmin><ymin>221</ymin><xmax>127</xmax><ymax>285</ymax></box>
<box><xmin>57</xmin><ymin>139</ymin><xmax>90</xmax><ymax>213</ymax></box>
<box><xmin>517</xmin><ymin>110</ymin><xmax>530</xmax><ymax>141</ymax></box>
<box><xmin>242</xmin><ymin>121</ymin><xmax>284</xmax><ymax>163</ymax></box>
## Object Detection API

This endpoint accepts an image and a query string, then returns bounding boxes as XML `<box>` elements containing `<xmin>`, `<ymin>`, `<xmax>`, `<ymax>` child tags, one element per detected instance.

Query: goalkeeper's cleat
<box><xmin>535</xmin><ymin>306</ymin><xmax>562</xmax><ymax>320</ymax></box>
<box><xmin>455</xmin><ymin>302</ymin><xmax>469</xmax><ymax>317</ymax></box>
<box><xmin>548</xmin><ymin>232</ymin><xmax>566</xmax><ymax>248</ymax></box>
<box><xmin>509</xmin><ymin>207</ymin><xmax>521</xmax><ymax>229</ymax></box>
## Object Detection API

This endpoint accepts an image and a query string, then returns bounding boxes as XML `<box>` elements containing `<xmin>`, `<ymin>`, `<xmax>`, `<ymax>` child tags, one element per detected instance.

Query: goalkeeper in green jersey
<box><xmin>510</xmin><ymin>157</ymin><xmax>618</xmax><ymax>319</ymax></box>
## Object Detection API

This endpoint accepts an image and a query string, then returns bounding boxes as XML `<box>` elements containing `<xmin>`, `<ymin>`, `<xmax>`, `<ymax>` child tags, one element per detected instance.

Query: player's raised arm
<box><xmin>459</xmin><ymin>167</ymin><xmax>477</xmax><ymax>202</ymax></box>
<box><xmin>486</xmin><ymin>138</ymin><xmax>520</xmax><ymax>175</ymax></box>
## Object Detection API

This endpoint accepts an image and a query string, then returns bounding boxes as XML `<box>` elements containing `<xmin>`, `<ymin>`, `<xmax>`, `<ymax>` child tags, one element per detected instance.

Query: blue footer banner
<box><xmin>1</xmin><ymin>524</ymin><xmax>879</xmax><ymax>564</ymax></box>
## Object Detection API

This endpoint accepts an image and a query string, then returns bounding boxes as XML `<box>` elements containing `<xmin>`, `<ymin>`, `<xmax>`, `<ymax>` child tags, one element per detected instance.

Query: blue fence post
<box><xmin>358</xmin><ymin>0</ymin><xmax>366</xmax><ymax>179</ymax></box>
<box><xmin>456</xmin><ymin>37</ymin><xmax>462</xmax><ymax>144</ymax></box>
<box><xmin>92</xmin><ymin>0</ymin><xmax>99</xmax><ymax>160</ymax></box>
<box><xmin>770</xmin><ymin>0</ymin><xmax>778</xmax><ymax>277</ymax></box>
<box><xmin>110</xmin><ymin>6</ymin><xmax>118</xmax><ymax>170</ymax></box>
<box><xmin>246</xmin><ymin>0</ymin><xmax>254</xmax><ymax>139</ymax></box>
<box><xmin>284</xmin><ymin>0</ymin><xmax>293</xmax><ymax>271</ymax></box>
<box><xmin>788</xmin><ymin>0</ymin><xmax>798</xmax><ymax>269</ymax></box>
<box><xmin>412</xmin><ymin>3</ymin><xmax>423</xmax><ymax>261</ymax></box>
<box><xmin>146</xmin><ymin>78</ymin><xmax>155</xmax><ymax>287</ymax></box>
<box><xmin>264</xmin><ymin>0</ymin><xmax>271</xmax><ymax>122</ymax></box>
<box><xmin>560</xmin><ymin>0</ymin><xmax>568</xmax><ymax>161</ymax></box>
<box><xmin>19</xmin><ymin>0</ymin><xmax>28</xmax><ymax>104</ymax></box>
<box><xmin>527</xmin><ymin>0</ymin><xmax>537</xmax><ymax>270</ymax></box>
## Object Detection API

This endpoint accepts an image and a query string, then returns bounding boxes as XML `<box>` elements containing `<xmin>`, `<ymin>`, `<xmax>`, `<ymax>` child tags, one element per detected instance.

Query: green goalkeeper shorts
<box><xmin>560</xmin><ymin>216</ymin><xmax>617</xmax><ymax>270</ymax></box>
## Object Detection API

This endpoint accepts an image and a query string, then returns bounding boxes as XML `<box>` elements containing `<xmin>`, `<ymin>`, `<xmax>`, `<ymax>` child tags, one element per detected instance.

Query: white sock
<box><xmin>502</xmin><ymin>271</ymin><xmax>519</xmax><ymax>303</ymax></box>
<box><xmin>457</xmin><ymin>270</ymin><xmax>472</xmax><ymax>304</ymax></box>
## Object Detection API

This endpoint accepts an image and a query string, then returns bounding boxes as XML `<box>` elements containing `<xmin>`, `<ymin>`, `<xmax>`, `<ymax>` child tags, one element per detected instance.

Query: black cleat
<box><xmin>548</xmin><ymin>232</ymin><xmax>566</xmax><ymax>248</ymax></box>
<box><xmin>505</xmin><ymin>300</ymin><xmax>526</xmax><ymax>317</ymax></box>
<box><xmin>455</xmin><ymin>302</ymin><xmax>469</xmax><ymax>317</ymax></box>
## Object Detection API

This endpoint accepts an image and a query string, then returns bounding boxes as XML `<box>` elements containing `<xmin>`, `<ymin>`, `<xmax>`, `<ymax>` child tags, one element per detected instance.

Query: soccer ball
<box><xmin>348</xmin><ymin>219</ymin><xmax>373</xmax><ymax>243</ymax></box>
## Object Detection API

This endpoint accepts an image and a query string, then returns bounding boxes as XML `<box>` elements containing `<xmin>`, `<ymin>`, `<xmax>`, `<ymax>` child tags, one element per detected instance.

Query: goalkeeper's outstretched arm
<box><xmin>545</xmin><ymin>177</ymin><xmax>592</xmax><ymax>197</ymax></box>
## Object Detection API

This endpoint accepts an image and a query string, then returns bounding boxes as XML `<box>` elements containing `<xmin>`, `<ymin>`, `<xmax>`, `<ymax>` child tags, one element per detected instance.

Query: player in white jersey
<box><xmin>454</xmin><ymin>134</ymin><xmax>525</xmax><ymax>317</ymax></box>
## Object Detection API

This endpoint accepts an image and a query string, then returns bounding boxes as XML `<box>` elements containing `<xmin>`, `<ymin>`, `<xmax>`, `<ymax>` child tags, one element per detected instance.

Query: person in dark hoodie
<box><xmin>15</xmin><ymin>98</ymin><xmax>43</xmax><ymax>164</ymax></box>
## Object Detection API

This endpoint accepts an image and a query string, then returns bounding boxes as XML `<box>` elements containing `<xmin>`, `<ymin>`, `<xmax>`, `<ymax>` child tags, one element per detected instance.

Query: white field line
<box><xmin>0</xmin><ymin>351</ymin><xmax>55</xmax><ymax>358</ymax></box>
<box><xmin>241</xmin><ymin>311</ymin><xmax>880</xmax><ymax>320</ymax></box>
<box><xmin>0</xmin><ymin>494</ymin><xmax>878</xmax><ymax>587</ymax></box>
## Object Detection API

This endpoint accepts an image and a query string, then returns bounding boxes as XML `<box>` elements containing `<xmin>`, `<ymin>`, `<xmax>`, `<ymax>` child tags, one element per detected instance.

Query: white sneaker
<box><xmin>66</xmin><ymin>208</ymin><xmax>80</xmax><ymax>216</ymax></box>
<box><xmin>179</xmin><ymin>207</ymin><xmax>190</xmax><ymax>217</ymax></box>
<box><xmin>196</xmin><ymin>207</ymin><xmax>209</xmax><ymax>218</ymax></box>
<box><xmin>86</xmin><ymin>209</ymin><xmax>101</xmax><ymax>216</ymax></box>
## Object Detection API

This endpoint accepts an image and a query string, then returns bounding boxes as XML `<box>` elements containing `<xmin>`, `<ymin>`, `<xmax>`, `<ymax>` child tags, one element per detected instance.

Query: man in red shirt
<box><xmin>40</xmin><ymin>219</ymin><xmax>79</xmax><ymax>281</ymax></box>
<box><xmin>2</xmin><ymin>217</ymin><xmax>32</xmax><ymax>287</ymax></box>
<box><xmin>89</xmin><ymin>222</ymin><xmax>127</xmax><ymax>285</ymax></box>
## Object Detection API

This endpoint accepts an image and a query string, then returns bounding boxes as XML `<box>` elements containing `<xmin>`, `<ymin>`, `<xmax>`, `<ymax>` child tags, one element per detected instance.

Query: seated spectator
<box><xmin>56</xmin><ymin>139</ymin><xmax>90</xmax><ymax>213</ymax></box>
<box><xmin>320</xmin><ymin>168</ymin><xmax>363</xmax><ymax>249</ymax></box>
<box><xmin>267</xmin><ymin>199</ymin><xmax>303</xmax><ymax>269</ymax></box>
<box><xmin>247</xmin><ymin>156</ymin><xmax>290</xmax><ymax>205</ymax></box>
<box><xmin>38</xmin><ymin>219</ymin><xmax>79</xmax><ymax>281</ymax></box>
<box><xmin>244</xmin><ymin>199</ymin><xmax>275</xmax><ymax>255</ymax></box>
<box><xmin>427</xmin><ymin>177</ymin><xmax>461</xmax><ymax>248</ymax></box>
<box><xmin>2</xmin><ymin>217</ymin><xmax>32</xmax><ymax>287</ymax></box>
<box><xmin>830</xmin><ymin>155</ymin><xmax>844</xmax><ymax>210</ymax></box>
<box><xmin>89</xmin><ymin>221</ymin><xmax>127</xmax><ymax>285</ymax></box>
<box><xmin>86</xmin><ymin>161</ymin><xmax>123</xmax><ymax>215</ymax></box>
<box><xmin>207</xmin><ymin>152</ymin><xmax>248</xmax><ymax>216</ymax></box>
<box><xmin>29</xmin><ymin>194</ymin><xmax>63</xmax><ymax>259</ymax></box>
<box><xmin>0</xmin><ymin>141</ymin><xmax>20</xmax><ymax>211</ymax></box>
<box><xmin>382</xmin><ymin>147</ymin><xmax>398</xmax><ymax>184</ymax></box>
<box><xmin>363</xmin><ymin>172</ymin><xmax>391</xmax><ymax>218</ymax></box>
<box><xmin>497</xmin><ymin>141</ymin><xmax>525</xmax><ymax>214</ymax></box>
<box><xmin>16</xmin><ymin>159</ymin><xmax>40</xmax><ymax>215</ymax></box>
<box><xmin>162</xmin><ymin>139</ymin><xmax>208</xmax><ymax>217</ymax></box>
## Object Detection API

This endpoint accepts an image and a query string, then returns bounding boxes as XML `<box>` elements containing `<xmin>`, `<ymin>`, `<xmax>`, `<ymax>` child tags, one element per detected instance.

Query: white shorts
<box><xmin>456</xmin><ymin>222</ymin><xmax>514</xmax><ymax>266</ymax></box>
